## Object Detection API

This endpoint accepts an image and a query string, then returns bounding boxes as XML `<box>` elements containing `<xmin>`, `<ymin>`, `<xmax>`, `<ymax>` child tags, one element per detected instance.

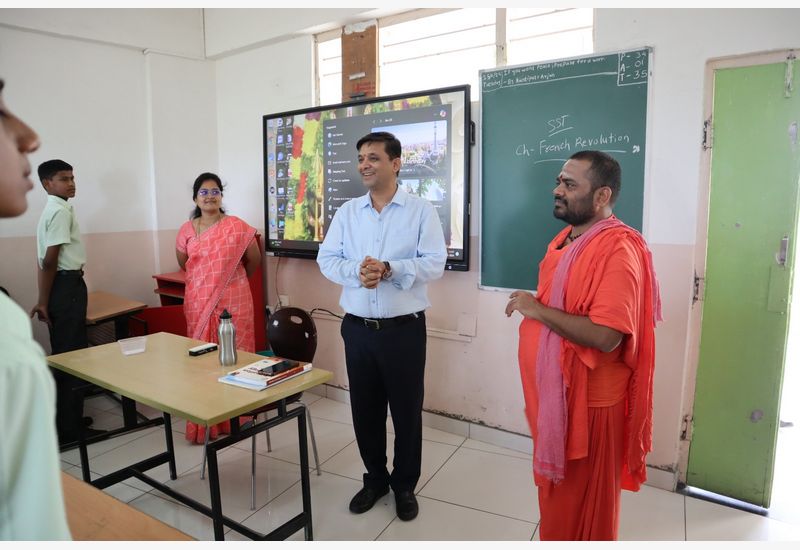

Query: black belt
<box><xmin>57</xmin><ymin>269</ymin><xmax>84</xmax><ymax>277</ymax></box>
<box><xmin>346</xmin><ymin>311</ymin><xmax>423</xmax><ymax>331</ymax></box>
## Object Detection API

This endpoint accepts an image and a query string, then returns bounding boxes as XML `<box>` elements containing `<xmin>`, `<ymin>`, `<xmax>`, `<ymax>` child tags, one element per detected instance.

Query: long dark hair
<box><xmin>191</xmin><ymin>172</ymin><xmax>225</xmax><ymax>219</ymax></box>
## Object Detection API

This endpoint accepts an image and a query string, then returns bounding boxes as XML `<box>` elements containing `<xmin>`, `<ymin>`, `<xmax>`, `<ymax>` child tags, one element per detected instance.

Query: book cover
<box><xmin>218</xmin><ymin>359</ymin><xmax>312</xmax><ymax>391</ymax></box>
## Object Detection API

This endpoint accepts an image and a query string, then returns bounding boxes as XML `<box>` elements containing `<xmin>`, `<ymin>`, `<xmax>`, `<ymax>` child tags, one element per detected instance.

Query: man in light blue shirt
<box><xmin>318</xmin><ymin>132</ymin><xmax>446</xmax><ymax>522</ymax></box>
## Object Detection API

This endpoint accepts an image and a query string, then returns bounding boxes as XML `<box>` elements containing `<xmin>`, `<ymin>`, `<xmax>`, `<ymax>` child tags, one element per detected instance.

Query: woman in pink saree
<box><xmin>175</xmin><ymin>172</ymin><xmax>262</xmax><ymax>444</ymax></box>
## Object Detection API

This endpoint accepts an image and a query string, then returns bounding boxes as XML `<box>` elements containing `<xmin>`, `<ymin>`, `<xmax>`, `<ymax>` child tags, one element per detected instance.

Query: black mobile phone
<box><xmin>258</xmin><ymin>359</ymin><xmax>299</xmax><ymax>376</ymax></box>
<box><xmin>272</xmin><ymin>359</ymin><xmax>299</xmax><ymax>374</ymax></box>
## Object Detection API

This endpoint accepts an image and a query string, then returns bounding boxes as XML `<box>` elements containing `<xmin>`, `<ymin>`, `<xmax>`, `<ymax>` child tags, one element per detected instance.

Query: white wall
<box><xmin>204</xmin><ymin>8</ymin><xmax>380</xmax><ymax>58</ymax></box>
<box><xmin>0</xmin><ymin>11</ymin><xmax>215</xmax><ymax>351</ymax></box>
<box><xmin>0</xmin><ymin>8</ymin><xmax>204</xmax><ymax>58</ymax></box>
<box><xmin>595</xmin><ymin>8</ymin><xmax>800</xmax><ymax>246</ymax></box>
<box><xmin>0</xmin><ymin>15</ymin><xmax>216</xmax><ymax>239</ymax></box>
<box><xmin>0</xmin><ymin>25</ymin><xmax>152</xmax><ymax>236</ymax></box>
<box><xmin>215</xmin><ymin>36</ymin><xmax>314</xmax><ymax>230</ymax></box>
<box><xmin>148</xmin><ymin>52</ymin><xmax>219</xmax><ymax>232</ymax></box>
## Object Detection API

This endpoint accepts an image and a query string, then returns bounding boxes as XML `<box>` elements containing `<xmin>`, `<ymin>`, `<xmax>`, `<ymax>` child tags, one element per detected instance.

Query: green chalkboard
<box><xmin>480</xmin><ymin>48</ymin><xmax>651</xmax><ymax>290</ymax></box>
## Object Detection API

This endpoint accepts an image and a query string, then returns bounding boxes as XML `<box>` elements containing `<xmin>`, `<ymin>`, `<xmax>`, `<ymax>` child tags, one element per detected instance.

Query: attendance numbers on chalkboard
<box><xmin>617</xmin><ymin>50</ymin><xmax>649</xmax><ymax>86</ymax></box>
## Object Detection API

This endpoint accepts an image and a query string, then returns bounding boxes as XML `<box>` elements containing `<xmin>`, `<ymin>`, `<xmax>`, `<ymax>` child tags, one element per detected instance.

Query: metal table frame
<box><xmin>73</xmin><ymin>393</ymin><xmax>314</xmax><ymax>541</ymax></box>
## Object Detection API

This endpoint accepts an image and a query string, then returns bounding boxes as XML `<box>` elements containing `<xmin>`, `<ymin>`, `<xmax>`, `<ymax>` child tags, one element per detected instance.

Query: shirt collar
<box><xmin>357</xmin><ymin>184</ymin><xmax>408</xmax><ymax>209</ymax></box>
<box><xmin>48</xmin><ymin>195</ymin><xmax>70</xmax><ymax>208</ymax></box>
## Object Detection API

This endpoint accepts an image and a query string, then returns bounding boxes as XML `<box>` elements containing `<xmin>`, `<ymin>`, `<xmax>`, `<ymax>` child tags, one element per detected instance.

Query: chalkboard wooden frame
<box><xmin>478</xmin><ymin>47</ymin><xmax>653</xmax><ymax>291</ymax></box>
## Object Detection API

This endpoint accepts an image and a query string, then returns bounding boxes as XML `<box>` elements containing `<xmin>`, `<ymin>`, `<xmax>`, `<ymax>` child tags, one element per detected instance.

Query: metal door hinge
<box><xmin>775</xmin><ymin>234</ymin><xmax>789</xmax><ymax>267</ymax></box>
<box><xmin>702</xmin><ymin>117</ymin><xmax>713</xmax><ymax>150</ymax></box>
<box><xmin>681</xmin><ymin>414</ymin><xmax>693</xmax><ymax>441</ymax></box>
<box><xmin>693</xmin><ymin>271</ymin><xmax>705</xmax><ymax>305</ymax></box>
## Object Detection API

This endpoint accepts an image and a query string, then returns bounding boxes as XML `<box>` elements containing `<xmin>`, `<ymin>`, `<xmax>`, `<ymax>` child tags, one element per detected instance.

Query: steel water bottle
<box><xmin>218</xmin><ymin>309</ymin><xmax>237</xmax><ymax>366</ymax></box>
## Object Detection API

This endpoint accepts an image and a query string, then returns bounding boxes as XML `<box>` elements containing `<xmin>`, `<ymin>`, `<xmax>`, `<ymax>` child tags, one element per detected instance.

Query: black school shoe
<box><xmin>394</xmin><ymin>490</ymin><xmax>419</xmax><ymax>521</ymax></box>
<box><xmin>349</xmin><ymin>486</ymin><xmax>390</xmax><ymax>514</ymax></box>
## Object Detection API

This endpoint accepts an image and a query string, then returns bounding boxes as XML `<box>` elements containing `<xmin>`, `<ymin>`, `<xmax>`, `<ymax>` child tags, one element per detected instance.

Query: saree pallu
<box><xmin>176</xmin><ymin>215</ymin><xmax>257</xmax><ymax>444</ymax></box>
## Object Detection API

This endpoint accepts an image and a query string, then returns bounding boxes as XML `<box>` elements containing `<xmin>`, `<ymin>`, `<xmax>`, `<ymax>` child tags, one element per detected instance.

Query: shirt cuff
<box><xmin>389</xmin><ymin>259</ymin><xmax>414</xmax><ymax>290</ymax></box>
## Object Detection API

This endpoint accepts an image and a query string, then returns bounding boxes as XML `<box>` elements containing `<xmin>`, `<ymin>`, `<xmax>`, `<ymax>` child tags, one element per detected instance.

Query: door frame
<box><xmin>677</xmin><ymin>48</ymin><xmax>798</xmax><ymax>485</ymax></box>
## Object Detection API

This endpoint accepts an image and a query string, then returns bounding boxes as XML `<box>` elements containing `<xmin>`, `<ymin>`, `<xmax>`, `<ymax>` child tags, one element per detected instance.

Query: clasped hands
<box><xmin>359</xmin><ymin>256</ymin><xmax>387</xmax><ymax>289</ymax></box>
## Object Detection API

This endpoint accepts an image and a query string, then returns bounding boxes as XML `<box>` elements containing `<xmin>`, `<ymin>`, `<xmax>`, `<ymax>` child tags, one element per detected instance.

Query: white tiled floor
<box><xmin>62</xmin><ymin>392</ymin><xmax>800</xmax><ymax>541</ymax></box>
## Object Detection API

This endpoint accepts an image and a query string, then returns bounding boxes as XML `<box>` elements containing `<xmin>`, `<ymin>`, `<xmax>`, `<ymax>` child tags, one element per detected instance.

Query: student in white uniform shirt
<box><xmin>0</xmin><ymin>78</ymin><xmax>71</xmax><ymax>540</ymax></box>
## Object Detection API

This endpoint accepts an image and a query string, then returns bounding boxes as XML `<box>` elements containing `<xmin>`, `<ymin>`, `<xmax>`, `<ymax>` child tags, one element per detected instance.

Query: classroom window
<box><xmin>314</xmin><ymin>8</ymin><xmax>594</xmax><ymax>105</ymax></box>
<box><xmin>506</xmin><ymin>8</ymin><xmax>593</xmax><ymax>66</ymax></box>
<box><xmin>316</xmin><ymin>33</ymin><xmax>342</xmax><ymax>107</ymax></box>
<box><xmin>379</xmin><ymin>9</ymin><xmax>496</xmax><ymax>96</ymax></box>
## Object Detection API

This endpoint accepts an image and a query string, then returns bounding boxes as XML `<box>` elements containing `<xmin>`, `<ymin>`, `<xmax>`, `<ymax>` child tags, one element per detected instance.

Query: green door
<box><xmin>688</xmin><ymin>59</ymin><xmax>800</xmax><ymax>507</ymax></box>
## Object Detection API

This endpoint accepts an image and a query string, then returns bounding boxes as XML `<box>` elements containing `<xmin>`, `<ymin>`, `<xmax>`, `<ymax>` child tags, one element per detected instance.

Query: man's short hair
<box><xmin>569</xmin><ymin>150</ymin><xmax>621</xmax><ymax>204</ymax></box>
<box><xmin>38</xmin><ymin>159</ymin><xmax>73</xmax><ymax>183</ymax></box>
<box><xmin>356</xmin><ymin>132</ymin><xmax>402</xmax><ymax>160</ymax></box>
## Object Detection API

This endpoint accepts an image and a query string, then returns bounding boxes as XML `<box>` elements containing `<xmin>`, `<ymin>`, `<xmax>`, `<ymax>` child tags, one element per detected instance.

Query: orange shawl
<box><xmin>519</xmin><ymin>218</ymin><xmax>661</xmax><ymax>491</ymax></box>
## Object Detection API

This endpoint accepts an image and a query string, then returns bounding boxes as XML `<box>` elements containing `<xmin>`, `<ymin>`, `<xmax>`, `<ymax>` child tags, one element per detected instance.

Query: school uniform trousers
<box><xmin>341</xmin><ymin>310</ymin><xmax>427</xmax><ymax>493</ymax></box>
<box><xmin>48</xmin><ymin>269</ymin><xmax>89</xmax><ymax>442</ymax></box>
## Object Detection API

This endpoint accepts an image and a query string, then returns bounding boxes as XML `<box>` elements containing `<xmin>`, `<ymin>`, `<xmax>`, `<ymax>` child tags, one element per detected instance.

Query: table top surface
<box><xmin>62</xmin><ymin>473</ymin><xmax>194</xmax><ymax>541</ymax></box>
<box><xmin>152</xmin><ymin>271</ymin><xmax>186</xmax><ymax>283</ymax></box>
<box><xmin>47</xmin><ymin>332</ymin><xmax>332</xmax><ymax>425</ymax></box>
<box><xmin>86</xmin><ymin>291</ymin><xmax>148</xmax><ymax>324</ymax></box>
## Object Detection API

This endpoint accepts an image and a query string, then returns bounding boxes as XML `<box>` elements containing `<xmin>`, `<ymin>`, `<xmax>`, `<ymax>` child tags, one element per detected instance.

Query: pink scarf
<box><xmin>533</xmin><ymin>216</ymin><xmax>662</xmax><ymax>483</ymax></box>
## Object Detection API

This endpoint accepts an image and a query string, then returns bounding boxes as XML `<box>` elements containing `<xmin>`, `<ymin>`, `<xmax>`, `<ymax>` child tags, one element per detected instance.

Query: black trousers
<box><xmin>48</xmin><ymin>272</ymin><xmax>89</xmax><ymax>442</ymax></box>
<box><xmin>341</xmin><ymin>312</ymin><xmax>426</xmax><ymax>493</ymax></box>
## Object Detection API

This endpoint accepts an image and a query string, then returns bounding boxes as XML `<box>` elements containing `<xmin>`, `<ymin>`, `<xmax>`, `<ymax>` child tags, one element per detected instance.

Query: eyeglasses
<box><xmin>197</xmin><ymin>188</ymin><xmax>221</xmax><ymax>197</ymax></box>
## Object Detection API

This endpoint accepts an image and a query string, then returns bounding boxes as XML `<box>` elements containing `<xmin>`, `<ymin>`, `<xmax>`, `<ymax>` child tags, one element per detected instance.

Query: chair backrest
<box><xmin>129</xmin><ymin>305</ymin><xmax>187</xmax><ymax>337</ymax></box>
<box><xmin>266</xmin><ymin>307</ymin><xmax>317</xmax><ymax>363</ymax></box>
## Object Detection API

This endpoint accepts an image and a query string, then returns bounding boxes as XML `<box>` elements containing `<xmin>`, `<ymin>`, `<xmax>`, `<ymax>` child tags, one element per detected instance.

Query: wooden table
<box><xmin>151</xmin><ymin>271</ymin><xmax>186</xmax><ymax>306</ymax></box>
<box><xmin>86</xmin><ymin>290</ymin><xmax>147</xmax><ymax>327</ymax></box>
<box><xmin>62</xmin><ymin>473</ymin><xmax>193</xmax><ymax>540</ymax></box>
<box><xmin>48</xmin><ymin>332</ymin><xmax>332</xmax><ymax>541</ymax></box>
<box><xmin>86</xmin><ymin>290</ymin><xmax>147</xmax><ymax>343</ymax></box>
<box><xmin>85</xmin><ymin>291</ymin><xmax>148</xmax><ymax>429</ymax></box>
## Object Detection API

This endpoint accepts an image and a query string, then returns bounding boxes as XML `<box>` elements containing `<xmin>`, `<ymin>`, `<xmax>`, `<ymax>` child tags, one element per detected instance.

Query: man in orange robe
<box><xmin>505</xmin><ymin>150</ymin><xmax>661</xmax><ymax>540</ymax></box>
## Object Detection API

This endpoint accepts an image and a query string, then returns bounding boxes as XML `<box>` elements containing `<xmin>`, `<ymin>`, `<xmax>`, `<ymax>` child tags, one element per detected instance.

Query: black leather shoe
<box><xmin>395</xmin><ymin>490</ymin><xmax>419</xmax><ymax>521</ymax></box>
<box><xmin>349</xmin><ymin>486</ymin><xmax>389</xmax><ymax>514</ymax></box>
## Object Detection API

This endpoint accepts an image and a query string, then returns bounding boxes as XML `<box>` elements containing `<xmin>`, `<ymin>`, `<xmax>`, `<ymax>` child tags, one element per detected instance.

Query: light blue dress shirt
<box><xmin>317</xmin><ymin>187</ymin><xmax>447</xmax><ymax>319</ymax></box>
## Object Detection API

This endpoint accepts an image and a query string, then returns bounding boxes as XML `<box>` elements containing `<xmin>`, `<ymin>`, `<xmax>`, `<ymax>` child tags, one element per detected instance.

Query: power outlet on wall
<box><xmin>278</xmin><ymin>294</ymin><xmax>291</xmax><ymax>306</ymax></box>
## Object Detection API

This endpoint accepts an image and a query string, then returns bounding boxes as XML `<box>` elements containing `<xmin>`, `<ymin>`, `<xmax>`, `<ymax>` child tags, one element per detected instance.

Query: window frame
<box><xmin>314</xmin><ymin>8</ymin><xmax>594</xmax><ymax>106</ymax></box>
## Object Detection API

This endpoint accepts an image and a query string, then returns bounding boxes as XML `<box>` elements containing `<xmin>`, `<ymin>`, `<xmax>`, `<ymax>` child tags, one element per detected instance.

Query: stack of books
<box><xmin>218</xmin><ymin>358</ymin><xmax>312</xmax><ymax>391</ymax></box>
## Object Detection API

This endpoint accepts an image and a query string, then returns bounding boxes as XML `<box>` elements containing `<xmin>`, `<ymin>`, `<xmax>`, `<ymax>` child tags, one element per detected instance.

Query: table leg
<box><xmin>297</xmin><ymin>404</ymin><xmax>313</xmax><ymax>541</ymax></box>
<box><xmin>207</xmin><ymin>448</ymin><xmax>225</xmax><ymax>540</ymax></box>
<box><xmin>78</xmin><ymin>430</ymin><xmax>91</xmax><ymax>483</ymax></box>
<box><xmin>114</xmin><ymin>314</ymin><xmax>142</xmax><ymax>428</ymax></box>
<box><xmin>163</xmin><ymin>412</ymin><xmax>177</xmax><ymax>480</ymax></box>
<box><xmin>121</xmin><ymin>396</ymin><xmax>139</xmax><ymax>427</ymax></box>
<box><xmin>71</xmin><ymin>383</ymin><xmax>92</xmax><ymax>482</ymax></box>
<box><xmin>113</xmin><ymin>315</ymin><xmax>130</xmax><ymax>340</ymax></box>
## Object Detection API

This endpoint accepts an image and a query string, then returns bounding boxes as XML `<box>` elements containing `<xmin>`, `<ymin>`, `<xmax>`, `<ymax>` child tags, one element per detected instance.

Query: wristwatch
<box><xmin>382</xmin><ymin>261</ymin><xmax>392</xmax><ymax>280</ymax></box>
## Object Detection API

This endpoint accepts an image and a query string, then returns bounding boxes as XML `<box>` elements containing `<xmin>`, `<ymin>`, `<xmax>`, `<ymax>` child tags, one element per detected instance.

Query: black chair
<box><xmin>248</xmin><ymin>307</ymin><xmax>321</xmax><ymax>510</ymax></box>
